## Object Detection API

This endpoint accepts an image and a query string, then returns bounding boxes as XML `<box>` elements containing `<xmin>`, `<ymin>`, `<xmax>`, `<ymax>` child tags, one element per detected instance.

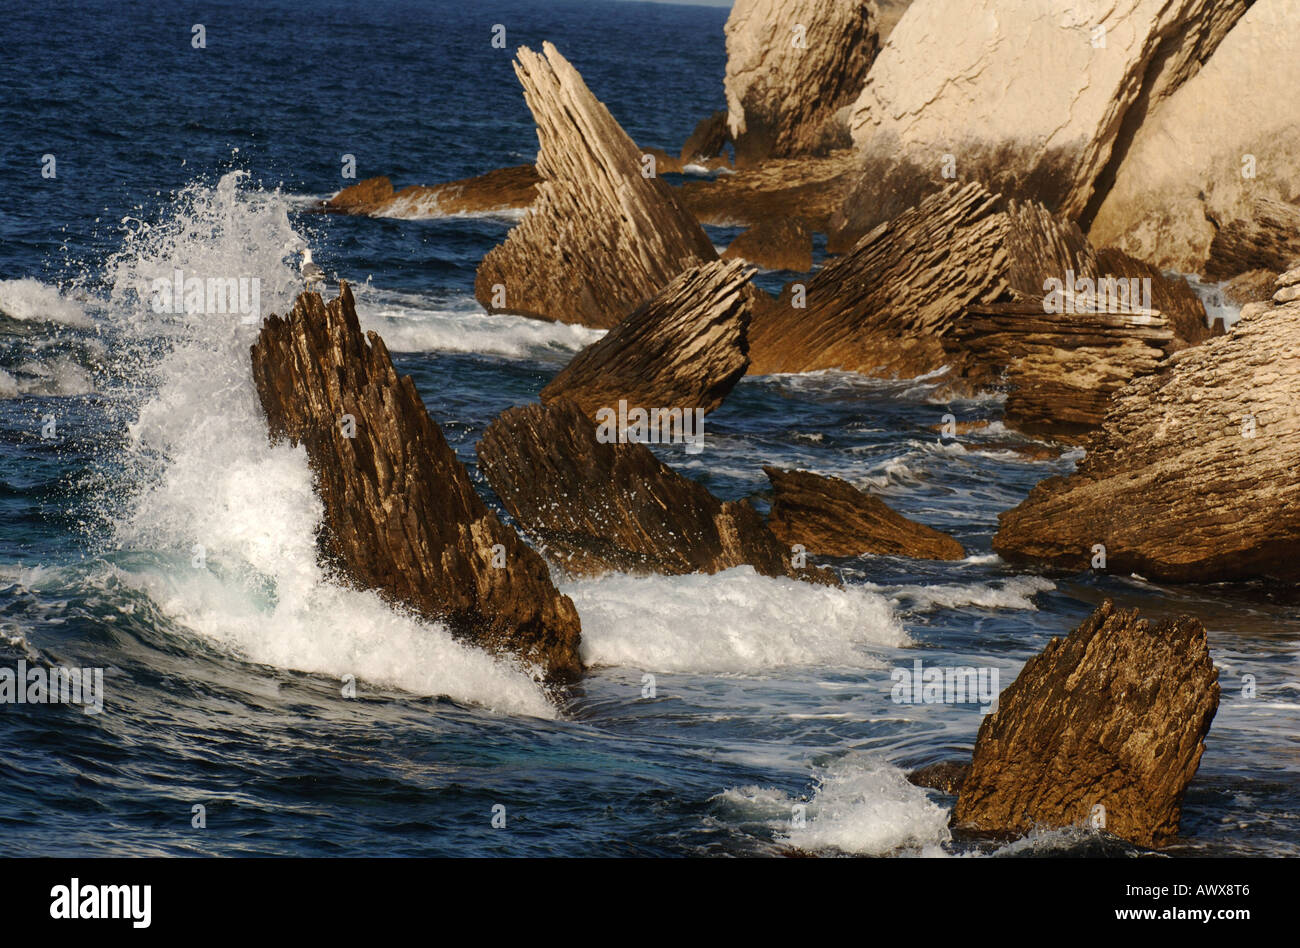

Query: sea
<box><xmin>0</xmin><ymin>0</ymin><xmax>1296</xmax><ymax>857</ymax></box>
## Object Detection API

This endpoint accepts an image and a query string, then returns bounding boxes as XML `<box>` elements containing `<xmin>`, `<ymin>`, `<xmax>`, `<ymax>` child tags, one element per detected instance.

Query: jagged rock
<box><xmin>907</xmin><ymin>760</ymin><xmax>969</xmax><ymax>795</ymax></box>
<box><xmin>680</xmin><ymin>111</ymin><xmax>730</xmax><ymax>164</ymax></box>
<box><xmin>832</xmin><ymin>0</ymin><xmax>1250</xmax><ymax>249</ymax></box>
<box><xmin>764</xmin><ymin>467</ymin><xmax>964</xmax><ymax>560</ymax></box>
<box><xmin>540</xmin><ymin>261</ymin><xmax>753</xmax><ymax>427</ymax></box>
<box><xmin>1223</xmin><ymin>268</ymin><xmax>1281</xmax><ymax>306</ymax></box>
<box><xmin>249</xmin><ymin>283</ymin><xmax>583</xmax><ymax>681</ymax></box>
<box><xmin>478</xmin><ymin>399</ymin><xmax>831</xmax><ymax>583</ymax></box>
<box><xmin>724</xmin><ymin>0</ymin><xmax>881</xmax><ymax>167</ymax></box>
<box><xmin>678</xmin><ymin>150</ymin><xmax>857</xmax><ymax>231</ymax></box>
<box><xmin>952</xmin><ymin>600</ymin><xmax>1220</xmax><ymax>849</ymax></box>
<box><xmin>993</xmin><ymin>300</ymin><xmax>1300</xmax><ymax>582</ymax></box>
<box><xmin>1206</xmin><ymin>198</ymin><xmax>1300</xmax><ymax>282</ymax></box>
<box><xmin>322</xmin><ymin>166</ymin><xmax>540</xmax><ymax>218</ymax></box>
<box><xmin>1090</xmin><ymin>2</ymin><xmax>1300</xmax><ymax>277</ymax></box>
<box><xmin>475</xmin><ymin>43</ymin><xmax>716</xmax><ymax>328</ymax></box>
<box><xmin>1094</xmin><ymin>247</ymin><xmax>1217</xmax><ymax>348</ymax></box>
<box><xmin>720</xmin><ymin>218</ymin><xmax>812</xmax><ymax>272</ymax></box>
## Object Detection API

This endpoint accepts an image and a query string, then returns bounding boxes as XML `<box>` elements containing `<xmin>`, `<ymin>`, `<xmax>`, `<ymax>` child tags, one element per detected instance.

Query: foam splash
<box><xmin>564</xmin><ymin>566</ymin><xmax>908</xmax><ymax>673</ymax></box>
<box><xmin>866</xmin><ymin>576</ymin><xmax>1055</xmax><ymax>614</ymax></box>
<box><xmin>0</xmin><ymin>278</ymin><xmax>93</xmax><ymax>328</ymax></box>
<box><xmin>95</xmin><ymin>172</ymin><xmax>554</xmax><ymax>717</ymax></box>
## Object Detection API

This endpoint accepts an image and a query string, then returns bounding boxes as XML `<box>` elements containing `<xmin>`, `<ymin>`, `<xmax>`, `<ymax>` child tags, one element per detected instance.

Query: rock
<box><xmin>1094</xmin><ymin>247</ymin><xmax>1218</xmax><ymax>348</ymax></box>
<box><xmin>907</xmin><ymin>760</ymin><xmax>969</xmax><ymax>795</ymax></box>
<box><xmin>720</xmin><ymin>217</ymin><xmax>812</xmax><ymax>272</ymax></box>
<box><xmin>993</xmin><ymin>300</ymin><xmax>1300</xmax><ymax>582</ymax></box>
<box><xmin>832</xmin><ymin>0</ymin><xmax>1250</xmax><ymax>249</ymax></box>
<box><xmin>478</xmin><ymin>398</ymin><xmax>831</xmax><ymax>583</ymax></box>
<box><xmin>540</xmin><ymin>261</ymin><xmax>754</xmax><ymax>427</ymax></box>
<box><xmin>764</xmin><ymin>467</ymin><xmax>964</xmax><ymax>560</ymax></box>
<box><xmin>1206</xmin><ymin>198</ymin><xmax>1300</xmax><ymax>282</ymax></box>
<box><xmin>678</xmin><ymin>150</ymin><xmax>857</xmax><ymax>231</ymax></box>
<box><xmin>249</xmin><ymin>283</ymin><xmax>583</xmax><ymax>681</ymax></box>
<box><xmin>1223</xmin><ymin>268</ymin><xmax>1281</xmax><ymax>306</ymax></box>
<box><xmin>680</xmin><ymin>111</ymin><xmax>730</xmax><ymax>164</ymax></box>
<box><xmin>952</xmin><ymin>600</ymin><xmax>1219</xmax><ymax>849</ymax></box>
<box><xmin>724</xmin><ymin>0</ymin><xmax>881</xmax><ymax>166</ymax></box>
<box><xmin>1089</xmin><ymin>2</ymin><xmax>1300</xmax><ymax>276</ymax></box>
<box><xmin>322</xmin><ymin>166</ymin><xmax>540</xmax><ymax>218</ymax></box>
<box><xmin>475</xmin><ymin>43</ymin><xmax>716</xmax><ymax>328</ymax></box>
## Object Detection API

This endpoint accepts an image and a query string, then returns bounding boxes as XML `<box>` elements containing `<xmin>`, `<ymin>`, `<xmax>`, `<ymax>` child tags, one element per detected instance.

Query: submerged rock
<box><xmin>1089</xmin><ymin>2</ymin><xmax>1300</xmax><ymax>277</ymax></box>
<box><xmin>322</xmin><ymin>166</ymin><xmax>540</xmax><ymax>218</ymax></box>
<box><xmin>993</xmin><ymin>299</ymin><xmax>1300</xmax><ymax>582</ymax></box>
<box><xmin>952</xmin><ymin>600</ymin><xmax>1219</xmax><ymax>849</ymax></box>
<box><xmin>832</xmin><ymin>0</ymin><xmax>1249</xmax><ymax>248</ymax></box>
<box><xmin>720</xmin><ymin>218</ymin><xmax>812</xmax><ymax>272</ymax></box>
<box><xmin>249</xmin><ymin>283</ymin><xmax>583</xmax><ymax>681</ymax></box>
<box><xmin>765</xmin><ymin>467</ymin><xmax>964</xmax><ymax>560</ymax></box>
<box><xmin>478</xmin><ymin>399</ymin><xmax>831</xmax><ymax>583</ymax></box>
<box><xmin>475</xmin><ymin>42</ymin><xmax>716</xmax><ymax>328</ymax></box>
<box><xmin>724</xmin><ymin>0</ymin><xmax>881</xmax><ymax>166</ymax></box>
<box><xmin>540</xmin><ymin>261</ymin><xmax>753</xmax><ymax>427</ymax></box>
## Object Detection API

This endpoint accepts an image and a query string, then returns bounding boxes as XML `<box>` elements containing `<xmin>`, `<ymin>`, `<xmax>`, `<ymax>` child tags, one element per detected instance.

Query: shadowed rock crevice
<box><xmin>249</xmin><ymin>283</ymin><xmax>583</xmax><ymax>681</ymax></box>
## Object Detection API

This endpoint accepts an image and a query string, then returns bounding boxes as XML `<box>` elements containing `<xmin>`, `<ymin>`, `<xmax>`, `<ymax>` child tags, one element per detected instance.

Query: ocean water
<box><xmin>1</xmin><ymin>0</ymin><xmax>1297</xmax><ymax>858</ymax></box>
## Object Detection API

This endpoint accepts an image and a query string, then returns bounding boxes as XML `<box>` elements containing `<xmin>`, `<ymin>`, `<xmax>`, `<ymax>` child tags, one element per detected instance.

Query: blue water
<box><xmin>1</xmin><ymin>0</ymin><xmax>1297</xmax><ymax>857</ymax></box>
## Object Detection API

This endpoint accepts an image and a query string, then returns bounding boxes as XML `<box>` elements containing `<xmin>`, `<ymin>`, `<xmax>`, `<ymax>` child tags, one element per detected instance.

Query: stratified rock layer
<box><xmin>478</xmin><ymin>399</ymin><xmax>828</xmax><ymax>582</ymax></box>
<box><xmin>953</xmin><ymin>600</ymin><xmax>1219</xmax><ymax>849</ymax></box>
<box><xmin>249</xmin><ymin>283</ymin><xmax>583</xmax><ymax>680</ymax></box>
<box><xmin>475</xmin><ymin>43</ymin><xmax>716</xmax><ymax>328</ymax></box>
<box><xmin>720</xmin><ymin>218</ymin><xmax>812</xmax><ymax>272</ymax></box>
<box><xmin>724</xmin><ymin>0</ymin><xmax>880</xmax><ymax>166</ymax></box>
<box><xmin>994</xmin><ymin>300</ymin><xmax>1300</xmax><ymax>582</ymax></box>
<box><xmin>1089</xmin><ymin>2</ymin><xmax>1300</xmax><ymax>277</ymax></box>
<box><xmin>765</xmin><ymin>467</ymin><xmax>964</xmax><ymax>560</ymax></box>
<box><xmin>833</xmin><ymin>0</ymin><xmax>1249</xmax><ymax>247</ymax></box>
<box><xmin>678</xmin><ymin>150</ymin><xmax>857</xmax><ymax>231</ymax></box>
<box><xmin>323</xmin><ymin>167</ymin><xmax>540</xmax><ymax>218</ymax></box>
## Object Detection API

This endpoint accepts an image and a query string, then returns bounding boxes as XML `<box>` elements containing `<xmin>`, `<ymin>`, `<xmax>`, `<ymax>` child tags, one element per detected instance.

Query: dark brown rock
<box><xmin>677</xmin><ymin>150</ymin><xmax>857</xmax><ymax>231</ymax></box>
<box><xmin>1095</xmin><ymin>247</ymin><xmax>1219</xmax><ymax>348</ymax></box>
<box><xmin>993</xmin><ymin>300</ymin><xmax>1300</xmax><ymax>582</ymax></box>
<box><xmin>1205</xmin><ymin>197</ymin><xmax>1300</xmax><ymax>281</ymax></box>
<box><xmin>952</xmin><ymin>600</ymin><xmax>1220</xmax><ymax>849</ymax></box>
<box><xmin>478</xmin><ymin>399</ymin><xmax>832</xmax><ymax>583</ymax></box>
<box><xmin>540</xmin><ymin>261</ymin><xmax>753</xmax><ymax>428</ymax></box>
<box><xmin>321</xmin><ymin>167</ymin><xmax>540</xmax><ymax>217</ymax></box>
<box><xmin>475</xmin><ymin>43</ymin><xmax>716</xmax><ymax>329</ymax></box>
<box><xmin>1223</xmin><ymin>268</ymin><xmax>1281</xmax><ymax>306</ymax></box>
<box><xmin>765</xmin><ymin>467</ymin><xmax>964</xmax><ymax>560</ymax></box>
<box><xmin>322</xmin><ymin>175</ymin><xmax>395</xmax><ymax>213</ymax></box>
<box><xmin>680</xmin><ymin>111</ymin><xmax>730</xmax><ymax>164</ymax></box>
<box><xmin>720</xmin><ymin>218</ymin><xmax>812</xmax><ymax>272</ymax></box>
<box><xmin>907</xmin><ymin>761</ymin><xmax>969</xmax><ymax>795</ymax></box>
<box><xmin>249</xmin><ymin>283</ymin><xmax>583</xmax><ymax>681</ymax></box>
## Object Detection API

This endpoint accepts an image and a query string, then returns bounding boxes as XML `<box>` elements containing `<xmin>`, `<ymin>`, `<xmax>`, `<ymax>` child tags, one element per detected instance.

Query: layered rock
<box><xmin>1089</xmin><ymin>2</ymin><xmax>1300</xmax><ymax>277</ymax></box>
<box><xmin>994</xmin><ymin>299</ymin><xmax>1300</xmax><ymax>582</ymax></box>
<box><xmin>832</xmin><ymin>0</ymin><xmax>1250</xmax><ymax>248</ymax></box>
<box><xmin>249</xmin><ymin>283</ymin><xmax>583</xmax><ymax>680</ymax></box>
<box><xmin>1205</xmin><ymin>198</ymin><xmax>1300</xmax><ymax>282</ymax></box>
<box><xmin>540</xmin><ymin>261</ymin><xmax>754</xmax><ymax>426</ymax></box>
<box><xmin>1094</xmin><ymin>247</ymin><xmax>1217</xmax><ymax>348</ymax></box>
<box><xmin>765</xmin><ymin>467</ymin><xmax>964</xmax><ymax>560</ymax></box>
<box><xmin>724</xmin><ymin>0</ymin><xmax>881</xmax><ymax>166</ymax></box>
<box><xmin>478</xmin><ymin>399</ymin><xmax>830</xmax><ymax>582</ymax></box>
<box><xmin>952</xmin><ymin>600</ymin><xmax>1220</xmax><ymax>849</ymax></box>
<box><xmin>475</xmin><ymin>43</ymin><xmax>716</xmax><ymax>328</ymax></box>
<box><xmin>678</xmin><ymin>150</ymin><xmax>857</xmax><ymax>231</ymax></box>
<box><xmin>322</xmin><ymin>166</ymin><xmax>540</xmax><ymax>218</ymax></box>
<box><xmin>720</xmin><ymin>218</ymin><xmax>812</xmax><ymax>272</ymax></box>
<box><xmin>680</xmin><ymin>111</ymin><xmax>730</xmax><ymax>165</ymax></box>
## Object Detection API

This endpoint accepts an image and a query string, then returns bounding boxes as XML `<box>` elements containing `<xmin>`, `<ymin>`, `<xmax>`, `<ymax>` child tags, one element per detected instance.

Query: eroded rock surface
<box><xmin>952</xmin><ymin>600</ymin><xmax>1219</xmax><ymax>849</ymax></box>
<box><xmin>720</xmin><ymin>218</ymin><xmax>812</xmax><ymax>272</ymax></box>
<box><xmin>249</xmin><ymin>283</ymin><xmax>583</xmax><ymax>680</ymax></box>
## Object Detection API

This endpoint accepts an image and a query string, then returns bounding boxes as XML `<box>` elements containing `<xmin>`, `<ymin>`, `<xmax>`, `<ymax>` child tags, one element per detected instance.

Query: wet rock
<box><xmin>993</xmin><ymin>299</ymin><xmax>1300</xmax><ymax>582</ymax></box>
<box><xmin>475</xmin><ymin>43</ymin><xmax>716</xmax><ymax>329</ymax></box>
<box><xmin>322</xmin><ymin>166</ymin><xmax>540</xmax><ymax>218</ymax></box>
<box><xmin>478</xmin><ymin>399</ymin><xmax>831</xmax><ymax>583</ymax></box>
<box><xmin>907</xmin><ymin>761</ymin><xmax>969</xmax><ymax>795</ymax></box>
<box><xmin>540</xmin><ymin>261</ymin><xmax>754</xmax><ymax>426</ymax></box>
<box><xmin>249</xmin><ymin>283</ymin><xmax>583</xmax><ymax>681</ymax></box>
<box><xmin>952</xmin><ymin>600</ymin><xmax>1219</xmax><ymax>849</ymax></box>
<box><xmin>720</xmin><ymin>218</ymin><xmax>812</xmax><ymax>272</ymax></box>
<box><xmin>680</xmin><ymin>110</ymin><xmax>730</xmax><ymax>164</ymax></box>
<box><xmin>832</xmin><ymin>0</ymin><xmax>1249</xmax><ymax>248</ymax></box>
<box><xmin>765</xmin><ymin>467</ymin><xmax>964</xmax><ymax>560</ymax></box>
<box><xmin>724</xmin><ymin>0</ymin><xmax>881</xmax><ymax>166</ymax></box>
<box><xmin>1090</xmin><ymin>2</ymin><xmax>1300</xmax><ymax>277</ymax></box>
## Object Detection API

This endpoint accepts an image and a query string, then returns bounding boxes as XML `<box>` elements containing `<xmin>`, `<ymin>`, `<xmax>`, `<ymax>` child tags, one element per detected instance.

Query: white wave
<box><xmin>351</xmin><ymin>288</ymin><xmax>604</xmax><ymax>357</ymax></box>
<box><xmin>866</xmin><ymin>575</ymin><xmax>1055</xmax><ymax>613</ymax></box>
<box><xmin>719</xmin><ymin>755</ymin><xmax>951</xmax><ymax>855</ymax></box>
<box><xmin>0</xmin><ymin>357</ymin><xmax>95</xmax><ymax>398</ymax></box>
<box><xmin>563</xmin><ymin>566</ymin><xmax>908</xmax><ymax>673</ymax></box>
<box><xmin>98</xmin><ymin>172</ymin><xmax>554</xmax><ymax>718</ymax></box>
<box><xmin>0</xmin><ymin>278</ymin><xmax>93</xmax><ymax>327</ymax></box>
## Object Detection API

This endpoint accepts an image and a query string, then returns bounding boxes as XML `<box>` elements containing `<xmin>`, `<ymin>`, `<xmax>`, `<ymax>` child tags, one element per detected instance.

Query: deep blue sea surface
<box><xmin>1</xmin><ymin>0</ymin><xmax>1297</xmax><ymax>857</ymax></box>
